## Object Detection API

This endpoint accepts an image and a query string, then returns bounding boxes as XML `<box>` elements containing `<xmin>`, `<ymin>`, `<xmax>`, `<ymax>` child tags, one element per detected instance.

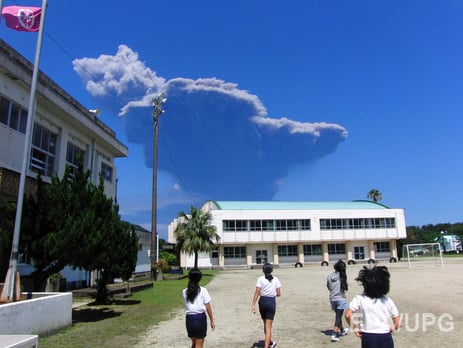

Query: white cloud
<box><xmin>73</xmin><ymin>44</ymin><xmax>348</xmax><ymax>203</ymax></box>
<box><xmin>73</xmin><ymin>44</ymin><xmax>165</xmax><ymax>111</ymax></box>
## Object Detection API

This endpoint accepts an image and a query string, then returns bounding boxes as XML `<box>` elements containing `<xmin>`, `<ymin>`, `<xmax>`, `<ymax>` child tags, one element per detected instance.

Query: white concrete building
<box><xmin>168</xmin><ymin>200</ymin><xmax>407</xmax><ymax>268</ymax></box>
<box><xmin>0</xmin><ymin>39</ymin><xmax>128</xmax><ymax>288</ymax></box>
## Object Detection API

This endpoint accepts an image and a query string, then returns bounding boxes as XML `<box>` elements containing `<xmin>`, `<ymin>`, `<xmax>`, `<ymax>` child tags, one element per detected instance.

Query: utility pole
<box><xmin>151</xmin><ymin>93</ymin><xmax>166</xmax><ymax>280</ymax></box>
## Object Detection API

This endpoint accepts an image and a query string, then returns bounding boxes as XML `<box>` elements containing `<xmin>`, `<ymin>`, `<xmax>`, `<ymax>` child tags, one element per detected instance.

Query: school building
<box><xmin>0</xmin><ymin>38</ymin><xmax>128</xmax><ymax>288</ymax></box>
<box><xmin>168</xmin><ymin>200</ymin><xmax>407</xmax><ymax>268</ymax></box>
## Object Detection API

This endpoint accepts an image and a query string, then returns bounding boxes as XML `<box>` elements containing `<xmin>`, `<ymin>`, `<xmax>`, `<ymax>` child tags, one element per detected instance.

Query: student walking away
<box><xmin>327</xmin><ymin>259</ymin><xmax>349</xmax><ymax>342</ymax></box>
<box><xmin>251</xmin><ymin>263</ymin><xmax>281</xmax><ymax>348</ymax></box>
<box><xmin>182</xmin><ymin>268</ymin><xmax>215</xmax><ymax>348</ymax></box>
<box><xmin>345</xmin><ymin>265</ymin><xmax>401</xmax><ymax>348</ymax></box>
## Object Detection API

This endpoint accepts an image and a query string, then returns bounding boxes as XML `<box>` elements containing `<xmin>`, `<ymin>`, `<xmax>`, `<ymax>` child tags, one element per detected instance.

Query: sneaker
<box><xmin>331</xmin><ymin>335</ymin><xmax>339</xmax><ymax>342</ymax></box>
<box><xmin>270</xmin><ymin>341</ymin><xmax>277</xmax><ymax>348</ymax></box>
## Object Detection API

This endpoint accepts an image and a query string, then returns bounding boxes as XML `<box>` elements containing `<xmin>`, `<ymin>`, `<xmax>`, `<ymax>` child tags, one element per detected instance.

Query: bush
<box><xmin>159</xmin><ymin>250</ymin><xmax>177</xmax><ymax>265</ymax></box>
<box><xmin>157</xmin><ymin>258</ymin><xmax>170</xmax><ymax>273</ymax></box>
<box><xmin>49</xmin><ymin>272</ymin><xmax>62</xmax><ymax>281</ymax></box>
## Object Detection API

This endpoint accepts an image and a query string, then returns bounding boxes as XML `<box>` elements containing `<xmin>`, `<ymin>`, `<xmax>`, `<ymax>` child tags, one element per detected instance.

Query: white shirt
<box><xmin>256</xmin><ymin>275</ymin><xmax>281</xmax><ymax>297</ymax></box>
<box><xmin>182</xmin><ymin>286</ymin><xmax>211</xmax><ymax>315</ymax></box>
<box><xmin>349</xmin><ymin>294</ymin><xmax>399</xmax><ymax>334</ymax></box>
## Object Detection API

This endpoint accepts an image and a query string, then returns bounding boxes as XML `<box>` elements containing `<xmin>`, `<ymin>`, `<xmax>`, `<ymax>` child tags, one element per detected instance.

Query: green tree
<box><xmin>367</xmin><ymin>188</ymin><xmax>383</xmax><ymax>202</ymax></box>
<box><xmin>19</xmin><ymin>161</ymin><xmax>138</xmax><ymax>302</ymax></box>
<box><xmin>20</xmin><ymin>174</ymin><xmax>69</xmax><ymax>290</ymax></box>
<box><xmin>174</xmin><ymin>206</ymin><xmax>220</xmax><ymax>268</ymax></box>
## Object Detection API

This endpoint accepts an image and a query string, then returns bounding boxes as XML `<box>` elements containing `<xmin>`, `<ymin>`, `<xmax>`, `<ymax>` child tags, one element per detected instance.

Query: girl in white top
<box><xmin>251</xmin><ymin>263</ymin><xmax>281</xmax><ymax>348</ymax></box>
<box><xmin>345</xmin><ymin>265</ymin><xmax>400</xmax><ymax>348</ymax></box>
<box><xmin>182</xmin><ymin>268</ymin><xmax>215</xmax><ymax>348</ymax></box>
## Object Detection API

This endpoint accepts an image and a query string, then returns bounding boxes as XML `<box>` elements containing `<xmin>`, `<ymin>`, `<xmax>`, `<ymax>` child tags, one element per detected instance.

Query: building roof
<box><xmin>205</xmin><ymin>200</ymin><xmax>390</xmax><ymax>211</ymax></box>
<box><xmin>0</xmin><ymin>39</ymin><xmax>128</xmax><ymax>157</ymax></box>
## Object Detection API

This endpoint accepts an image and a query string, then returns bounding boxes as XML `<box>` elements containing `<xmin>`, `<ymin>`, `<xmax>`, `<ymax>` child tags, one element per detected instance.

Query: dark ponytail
<box><xmin>263</xmin><ymin>263</ymin><xmax>274</xmax><ymax>282</ymax></box>
<box><xmin>186</xmin><ymin>268</ymin><xmax>202</xmax><ymax>302</ymax></box>
<box><xmin>334</xmin><ymin>260</ymin><xmax>348</xmax><ymax>291</ymax></box>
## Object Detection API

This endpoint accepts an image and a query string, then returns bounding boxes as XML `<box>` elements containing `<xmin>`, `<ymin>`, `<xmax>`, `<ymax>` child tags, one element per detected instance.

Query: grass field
<box><xmin>39</xmin><ymin>271</ymin><xmax>216</xmax><ymax>347</ymax></box>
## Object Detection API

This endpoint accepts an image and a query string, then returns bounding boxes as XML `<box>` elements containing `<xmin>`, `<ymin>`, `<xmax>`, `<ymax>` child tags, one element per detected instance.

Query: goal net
<box><xmin>402</xmin><ymin>243</ymin><xmax>443</xmax><ymax>268</ymax></box>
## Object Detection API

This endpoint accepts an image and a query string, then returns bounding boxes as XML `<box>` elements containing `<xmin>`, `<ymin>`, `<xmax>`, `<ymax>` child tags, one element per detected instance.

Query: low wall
<box><xmin>0</xmin><ymin>292</ymin><xmax>72</xmax><ymax>335</ymax></box>
<box><xmin>0</xmin><ymin>335</ymin><xmax>38</xmax><ymax>348</ymax></box>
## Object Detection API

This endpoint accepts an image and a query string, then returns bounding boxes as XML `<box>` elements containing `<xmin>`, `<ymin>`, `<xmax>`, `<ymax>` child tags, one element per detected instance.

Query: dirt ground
<box><xmin>135</xmin><ymin>258</ymin><xmax>463</xmax><ymax>348</ymax></box>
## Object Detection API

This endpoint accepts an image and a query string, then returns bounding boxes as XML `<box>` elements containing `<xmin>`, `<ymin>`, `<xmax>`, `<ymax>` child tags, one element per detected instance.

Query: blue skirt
<box><xmin>186</xmin><ymin>312</ymin><xmax>207</xmax><ymax>339</ymax></box>
<box><xmin>361</xmin><ymin>332</ymin><xmax>394</xmax><ymax>348</ymax></box>
<box><xmin>259</xmin><ymin>296</ymin><xmax>276</xmax><ymax>320</ymax></box>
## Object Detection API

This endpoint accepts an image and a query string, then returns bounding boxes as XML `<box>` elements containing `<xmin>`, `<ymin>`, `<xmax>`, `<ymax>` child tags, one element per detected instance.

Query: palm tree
<box><xmin>367</xmin><ymin>189</ymin><xmax>383</xmax><ymax>202</ymax></box>
<box><xmin>174</xmin><ymin>206</ymin><xmax>220</xmax><ymax>268</ymax></box>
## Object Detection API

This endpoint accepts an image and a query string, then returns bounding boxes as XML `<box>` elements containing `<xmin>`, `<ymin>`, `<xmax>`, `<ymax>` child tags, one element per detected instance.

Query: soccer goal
<box><xmin>402</xmin><ymin>243</ymin><xmax>444</xmax><ymax>268</ymax></box>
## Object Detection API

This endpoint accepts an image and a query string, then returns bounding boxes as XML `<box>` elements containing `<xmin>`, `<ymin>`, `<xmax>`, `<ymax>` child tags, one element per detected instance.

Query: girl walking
<box><xmin>345</xmin><ymin>265</ymin><xmax>400</xmax><ymax>348</ymax></box>
<box><xmin>251</xmin><ymin>263</ymin><xmax>281</xmax><ymax>348</ymax></box>
<box><xmin>182</xmin><ymin>268</ymin><xmax>215</xmax><ymax>348</ymax></box>
<box><xmin>327</xmin><ymin>259</ymin><xmax>349</xmax><ymax>342</ymax></box>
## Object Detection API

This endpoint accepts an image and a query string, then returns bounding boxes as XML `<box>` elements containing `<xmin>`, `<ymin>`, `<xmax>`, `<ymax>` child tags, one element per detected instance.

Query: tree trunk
<box><xmin>95</xmin><ymin>270</ymin><xmax>111</xmax><ymax>304</ymax></box>
<box><xmin>194</xmin><ymin>252</ymin><xmax>198</xmax><ymax>269</ymax></box>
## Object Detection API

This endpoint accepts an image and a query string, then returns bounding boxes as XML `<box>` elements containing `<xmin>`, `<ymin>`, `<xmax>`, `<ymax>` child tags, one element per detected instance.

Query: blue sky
<box><xmin>2</xmin><ymin>0</ymin><xmax>462</xmax><ymax>239</ymax></box>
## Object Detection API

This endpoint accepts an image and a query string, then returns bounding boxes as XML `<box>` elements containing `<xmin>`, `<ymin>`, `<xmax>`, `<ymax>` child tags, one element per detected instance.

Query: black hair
<box><xmin>186</xmin><ymin>268</ymin><xmax>202</xmax><ymax>303</ymax></box>
<box><xmin>263</xmin><ymin>263</ymin><xmax>274</xmax><ymax>282</ymax></box>
<box><xmin>334</xmin><ymin>259</ymin><xmax>348</xmax><ymax>292</ymax></box>
<box><xmin>355</xmin><ymin>265</ymin><xmax>390</xmax><ymax>299</ymax></box>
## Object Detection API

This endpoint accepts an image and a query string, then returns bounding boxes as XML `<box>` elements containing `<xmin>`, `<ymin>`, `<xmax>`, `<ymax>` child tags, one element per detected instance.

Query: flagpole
<box><xmin>0</xmin><ymin>0</ymin><xmax>48</xmax><ymax>303</ymax></box>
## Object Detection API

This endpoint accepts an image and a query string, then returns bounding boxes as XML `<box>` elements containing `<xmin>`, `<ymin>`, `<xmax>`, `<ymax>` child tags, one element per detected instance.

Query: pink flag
<box><xmin>1</xmin><ymin>6</ymin><xmax>42</xmax><ymax>32</ymax></box>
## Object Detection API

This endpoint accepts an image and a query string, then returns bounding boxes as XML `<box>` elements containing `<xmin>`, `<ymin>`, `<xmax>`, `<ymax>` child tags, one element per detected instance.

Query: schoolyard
<box><xmin>135</xmin><ymin>258</ymin><xmax>463</xmax><ymax>347</ymax></box>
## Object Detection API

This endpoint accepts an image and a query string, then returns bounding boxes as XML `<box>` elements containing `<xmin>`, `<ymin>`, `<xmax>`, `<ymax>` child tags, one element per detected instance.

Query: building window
<box><xmin>354</xmin><ymin>246</ymin><xmax>365</xmax><ymax>259</ymax></box>
<box><xmin>222</xmin><ymin>220</ymin><xmax>247</xmax><ymax>231</ymax></box>
<box><xmin>278</xmin><ymin>245</ymin><xmax>297</xmax><ymax>256</ymax></box>
<box><xmin>286</xmin><ymin>219</ymin><xmax>298</xmax><ymax>230</ymax></box>
<box><xmin>223</xmin><ymin>220</ymin><xmax>235</xmax><ymax>232</ymax></box>
<box><xmin>224</xmin><ymin>246</ymin><xmax>246</xmax><ymax>258</ymax></box>
<box><xmin>66</xmin><ymin>142</ymin><xmax>85</xmax><ymax>177</ymax></box>
<box><xmin>276</xmin><ymin>219</ymin><xmax>311</xmax><ymax>231</ymax></box>
<box><xmin>353</xmin><ymin>219</ymin><xmax>365</xmax><ymax>228</ymax></box>
<box><xmin>0</xmin><ymin>95</ymin><xmax>9</xmax><ymax>125</ymax></box>
<box><xmin>276</xmin><ymin>220</ymin><xmax>287</xmax><ymax>230</ymax></box>
<box><xmin>211</xmin><ymin>248</ymin><xmax>218</xmax><ymax>258</ymax></box>
<box><xmin>303</xmin><ymin>244</ymin><xmax>322</xmax><ymax>255</ymax></box>
<box><xmin>374</xmin><ymin>241</ymin><xmax>391</xmax><ymax>253</ymax></box>
<box><xmin>262</xmin><ymin>220</ymin><xmax>275</xmax><ymax>231</ymax></box>
<box><xmin>385</xmin><ymin>218</ymin><xmax>395</xmax><ymax>228</ymax></box>
<box><xmin>0</xmin><ymin>95</ymin><xmax>28</xmax><ymax>133</ymax></box>
<box><xmin>224</xmin><ymin>218</ymin><xmax>311</xmax><ymax>232</ymax></box>
<box><xmin>30</xmin><ymin>123</ymin><xmax>56</xmax><ymax>177</ymax></box>
<box><xmin>320</xmin><ymin>218</ymin><xmax>396</xmax><ymax>230</ymax></box>
<box><xmin>235</xmin><ymin>220</ymin><xmax>247</xmax><ymax>231</ymax></box>
<box><xmin>300</xmin><ymin>219</ymin><xmax>311</xmax><ymax>230</ymax></box>
<box><xmin>343</xmin><ymin>219</ymin><xmax>352</xmax><ymax>229</ymax></box>
<box><xmin>101</xmin><ymin>161</ymin><xmax>113</xmax><ymax>182</ymax></box>
<box><xmin>328</xmin><ymin>243</ymin><xmax>346</xmax><ymax>255</ymax></box>
<box><xmin>250</xmin><ymin>220</ymin><xmax>262</xmax><ymax>231</ymax></box>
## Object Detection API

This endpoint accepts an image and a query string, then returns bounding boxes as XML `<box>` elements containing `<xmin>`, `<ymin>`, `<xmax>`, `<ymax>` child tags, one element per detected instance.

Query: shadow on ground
<box><xmin>321</xmin><ymin>329</ymin><xmax>336</xmax><ymax>336</ymax></box>
<box><xmin>72</xmin><ymin>299</ymin><xmax>141</xmax><ymax>323</ymax></box>
<box><xmin>72</xmin><ymin>307</ymin><xmax>122</xmax><ymax>323</ymax></box>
